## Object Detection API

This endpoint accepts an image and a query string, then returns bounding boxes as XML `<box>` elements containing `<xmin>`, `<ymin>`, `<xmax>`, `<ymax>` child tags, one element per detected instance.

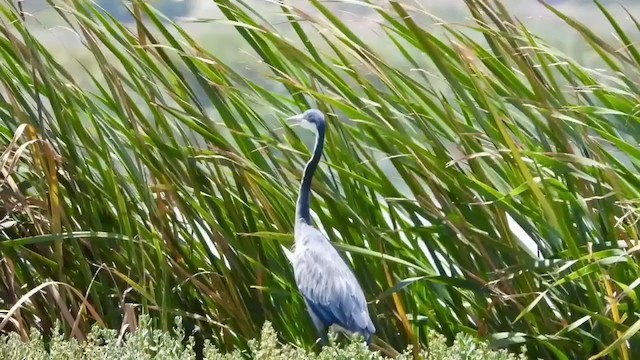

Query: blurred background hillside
<box><xmin>20</xmin><ymin>0</ymin><xmax>640</xmax><ymax>77</ymax></box>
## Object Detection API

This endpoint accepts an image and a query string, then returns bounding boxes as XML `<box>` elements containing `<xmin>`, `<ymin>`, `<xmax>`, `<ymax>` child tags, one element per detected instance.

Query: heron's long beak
<box><xmin>286</xmin><ymin>114</ymin><xmax>305</xmax><ymax>124</ymax></box>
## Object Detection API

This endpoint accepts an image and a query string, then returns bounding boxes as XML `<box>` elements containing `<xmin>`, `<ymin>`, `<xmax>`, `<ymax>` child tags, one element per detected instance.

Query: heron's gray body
<box><xmin>293</xmin><ymin>220</ymin><xmax>375</xmax><ymax>344</ymax></box>
<box><xmin>287</xmin><ymin>109</ymin><xmax>375</xmax><ymax>345</ymax></box>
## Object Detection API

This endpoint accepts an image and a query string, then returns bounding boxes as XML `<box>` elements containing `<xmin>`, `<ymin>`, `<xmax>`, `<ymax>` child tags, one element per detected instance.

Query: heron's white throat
<box><xmin>300</xmin><ymin>119</ymin><xmax>317</xmax><ymax>133</ymax></box>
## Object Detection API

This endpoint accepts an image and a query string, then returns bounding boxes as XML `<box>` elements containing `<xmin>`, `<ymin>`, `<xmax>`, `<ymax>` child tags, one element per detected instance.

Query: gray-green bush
<box><xmin>0</xmin><ymin>315</ymin><xmax>525</xmax><ymax>360</ymax></box>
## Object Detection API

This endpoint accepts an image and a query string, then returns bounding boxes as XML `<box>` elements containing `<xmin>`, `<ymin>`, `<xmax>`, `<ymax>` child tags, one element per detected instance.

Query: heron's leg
<box><xmin>304</xmin><ymin>300</ymin><xmax>328</xmax><ymax>346</ymax></box>
<box><xmin>310</xmin><ymin>330</ymin><xmax>327</xmax><ymax>348</ymax></box>
<box><xmin>318</xmin><ymin>329</ymin><xmax>329</xmax><ymax>345</ymax></box>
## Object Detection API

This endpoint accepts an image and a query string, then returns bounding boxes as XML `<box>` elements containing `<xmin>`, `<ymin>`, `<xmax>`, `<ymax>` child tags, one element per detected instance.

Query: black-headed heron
<box><xmin>286</xmin><ymin>109</ymin><xmax>375</xmax><ymax>346</ymax></box>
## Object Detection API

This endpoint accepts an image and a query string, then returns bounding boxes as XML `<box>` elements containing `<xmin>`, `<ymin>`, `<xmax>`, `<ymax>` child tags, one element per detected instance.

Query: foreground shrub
<box><xmin>0</xmin><ymin>315</ymin><xmax>524</xmax><ymax>360</ymax></box>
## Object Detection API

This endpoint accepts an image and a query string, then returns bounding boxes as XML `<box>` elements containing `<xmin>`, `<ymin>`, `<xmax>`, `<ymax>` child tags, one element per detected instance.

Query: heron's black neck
<box><xmin>296</xmin><ymin>121</ymin><xmax>325</xmax><ymax>225</ymax></box>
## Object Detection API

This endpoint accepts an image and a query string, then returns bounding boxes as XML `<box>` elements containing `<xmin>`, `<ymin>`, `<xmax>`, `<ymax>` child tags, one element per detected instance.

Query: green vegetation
<box><xmin>1</xmin><ymin>0</ymin><xmax>640</xmax><ymax>359</ymax></box>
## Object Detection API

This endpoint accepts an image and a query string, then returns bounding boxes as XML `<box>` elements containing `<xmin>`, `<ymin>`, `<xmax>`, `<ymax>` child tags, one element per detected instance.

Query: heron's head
<box><xmin>287</xmin><ymin>109</ymin><xmax>325</xmax><ymax>132</ymax></box>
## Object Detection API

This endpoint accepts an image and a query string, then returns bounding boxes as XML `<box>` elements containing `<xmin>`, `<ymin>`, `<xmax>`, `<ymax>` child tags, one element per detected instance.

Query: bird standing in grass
<box><xmin>286</xmin><ymin>109</ymin><xmax>376</xmax><ymax>345</ymax></box>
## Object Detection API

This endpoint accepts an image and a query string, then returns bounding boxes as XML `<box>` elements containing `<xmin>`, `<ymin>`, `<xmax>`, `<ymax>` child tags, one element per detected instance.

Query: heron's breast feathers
<box><xmin>292</xmin><ymin>244</ymin><xmax>375</xmax><ymax>336</ymax></box>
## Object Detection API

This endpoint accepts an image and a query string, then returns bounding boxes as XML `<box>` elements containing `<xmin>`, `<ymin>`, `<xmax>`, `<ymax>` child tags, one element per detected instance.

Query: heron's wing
<box><xmin>293</xmin><ymin>242</ymin><xmax>375</xmax><ymax>337</ymax></box>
